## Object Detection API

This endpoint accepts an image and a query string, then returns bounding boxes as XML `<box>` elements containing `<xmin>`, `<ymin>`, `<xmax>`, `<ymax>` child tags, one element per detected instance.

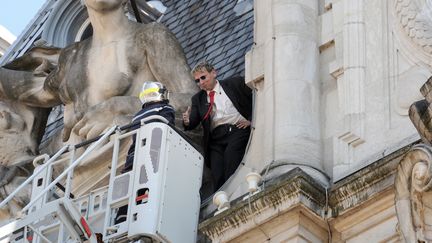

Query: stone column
<box><xmin>245</xmin><ymin>0</ymin><xmax>326</xmax><ymax>183</ymax></box>
<box><xmin>333</xmin><ymin>0</ymin><xmax>366</xmax><ymax>179</ymax></box>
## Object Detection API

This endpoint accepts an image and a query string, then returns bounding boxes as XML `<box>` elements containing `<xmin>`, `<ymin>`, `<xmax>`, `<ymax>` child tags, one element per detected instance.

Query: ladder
<box><xmin>0</xmin><ymin>116</ymin><xmax>203</xmax><ymax>243</ymax></box>
<box><xmin>0</xmin><ymin>198</ymin><xmax>98</xmax><ymax>243</ymax></box>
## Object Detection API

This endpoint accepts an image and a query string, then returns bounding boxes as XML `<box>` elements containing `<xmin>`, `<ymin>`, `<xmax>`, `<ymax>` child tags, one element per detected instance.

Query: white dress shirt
<box><xmin>207</xmin><ymin>80</ymin><xmax>247</xmax><ymax>130</ymax></box>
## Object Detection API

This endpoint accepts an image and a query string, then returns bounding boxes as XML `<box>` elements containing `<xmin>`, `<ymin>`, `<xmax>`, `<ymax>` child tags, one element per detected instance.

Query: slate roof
<box><xmin>160</xmin><ymin>0</ymin><xmax>254</xmax><ymax>79</ymax></box>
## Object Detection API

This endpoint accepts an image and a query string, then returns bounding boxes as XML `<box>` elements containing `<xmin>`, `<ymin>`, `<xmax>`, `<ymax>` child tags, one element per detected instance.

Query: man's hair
<box><xmin>191</xmin><ymin>61</ymin><xmax>214</xmax><ymax>75</ymax></box>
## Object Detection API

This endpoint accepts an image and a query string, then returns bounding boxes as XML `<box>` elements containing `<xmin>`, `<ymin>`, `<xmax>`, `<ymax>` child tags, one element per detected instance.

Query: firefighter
<box><xmin>115</xmin><ymin>81</ymin><xmax>175</xmax><ymax>223</ymax></box>
<box><xmin>122</xmin><ymin>81</ymin><xmax>175</xmax><ymax>173</ymax></box>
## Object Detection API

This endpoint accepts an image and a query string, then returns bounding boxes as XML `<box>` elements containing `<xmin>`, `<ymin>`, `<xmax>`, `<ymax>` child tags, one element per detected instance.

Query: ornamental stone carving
<box><xmin>395</xmin><ymin>144</ymin><xmax>432</xmax><ymax>242</ymax></box>
<box><xmin>0</xmin><ymin>47</ymin><xmax>55</xmax><ymax>223</ymax></box>
<box><xmin>0</xmin><ymin>100</ymin><xmax>50</xmax><ymax>223</ymax></box>
<box><xmin>396</xmin><ymin>76</ymin><xmax>432</xmax><ymax>242</ymax></box>
<box><xmin>393</xmin><ymin>0</ymin><xmax>432</xmax><ymax>66</ymax></box>
<box><xmin>409</xmin><ymin>76</ymin><xmax>432</xmax><ymax>143</ymax></box>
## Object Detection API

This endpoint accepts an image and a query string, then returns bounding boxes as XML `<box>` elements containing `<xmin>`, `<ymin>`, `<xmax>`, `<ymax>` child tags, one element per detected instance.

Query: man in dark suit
<box><xmin>182</xmin><ymin>61</ymin><xmax>252</xmax><ymax>191</ymax></box>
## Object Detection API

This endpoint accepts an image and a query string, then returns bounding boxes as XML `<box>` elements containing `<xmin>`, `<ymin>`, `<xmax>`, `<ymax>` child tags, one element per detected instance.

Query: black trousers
<box><xmin>209</xmin><ymin>124</ymin><xmax>250</xmax><ymax>191</ymax></box>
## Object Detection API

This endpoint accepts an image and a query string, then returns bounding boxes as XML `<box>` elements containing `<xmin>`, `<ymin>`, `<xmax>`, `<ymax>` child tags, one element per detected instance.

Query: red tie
<box><xmin>203</xmin><ymin>91</ymin><xmax>215</xmax><ymax>120</ymax></box>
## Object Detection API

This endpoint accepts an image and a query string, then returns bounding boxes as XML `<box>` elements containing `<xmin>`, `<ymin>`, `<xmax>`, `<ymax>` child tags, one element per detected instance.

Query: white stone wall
<box><xmin>321</xmin><ymin>0</ymin><xmax>429</xmax><ymax>181</ymax></box>
<box><xmin>243</xmin><ymin>0</ymin><xmax>431</xmax><ymax>184</ymax></box>
<box><xmin>244</xmin><ymin>0</ymin><xmax>324</xmax><ymax>180</ymax></box>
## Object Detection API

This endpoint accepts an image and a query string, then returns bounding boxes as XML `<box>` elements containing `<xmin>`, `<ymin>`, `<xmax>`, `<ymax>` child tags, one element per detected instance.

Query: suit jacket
<box><xmin>184</xmin><ymin>76</ymin><xmax>252</xmax><ymax>167</ymax></box>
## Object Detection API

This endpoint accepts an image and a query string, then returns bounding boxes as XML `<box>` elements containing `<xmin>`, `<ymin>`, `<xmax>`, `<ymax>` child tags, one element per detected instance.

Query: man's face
<box><xmin>194</xmin><ymin>69</ymin><xmax>217</xmax><ymax>91</ymax></box>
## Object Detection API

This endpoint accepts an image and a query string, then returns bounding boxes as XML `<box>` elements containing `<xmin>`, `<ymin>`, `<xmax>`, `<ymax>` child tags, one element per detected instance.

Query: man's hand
<box><xmin>236</xmin><ymin>120</ymin><xmax>251</xmax><ymax>129</ymax></box>
<box><xmin>182</xmin><ymin>106</ymin><xmax>191</xmax><ymax>126</ymax></box>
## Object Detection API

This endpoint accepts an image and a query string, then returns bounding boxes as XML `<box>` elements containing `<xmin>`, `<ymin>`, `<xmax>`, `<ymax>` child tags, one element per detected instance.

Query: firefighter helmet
<box><xmin>139</xmin><ymin>81</ymin><xmax>169</xmax><ymax>104</ymax></box>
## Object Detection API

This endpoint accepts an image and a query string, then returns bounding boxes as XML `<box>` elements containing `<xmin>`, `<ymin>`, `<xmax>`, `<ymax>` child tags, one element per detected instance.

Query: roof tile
<box><xmin>161</xmin><ymin>0</ymin><xmax>254</xmax><ymax>79</ymax></box>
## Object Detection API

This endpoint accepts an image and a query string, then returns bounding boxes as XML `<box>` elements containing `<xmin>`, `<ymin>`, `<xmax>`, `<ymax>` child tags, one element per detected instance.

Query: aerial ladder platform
<box><xmin>0</xmin><ymin>116</ymin><xmax>204</xmax><ymax>243</ymax></box>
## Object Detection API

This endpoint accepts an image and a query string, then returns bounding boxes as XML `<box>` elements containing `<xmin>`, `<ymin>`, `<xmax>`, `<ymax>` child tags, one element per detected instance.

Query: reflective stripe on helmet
<box><xmin>139</xmin><ymin>87</ymin><xmax>160</xmax><ymax>99</ymax></box>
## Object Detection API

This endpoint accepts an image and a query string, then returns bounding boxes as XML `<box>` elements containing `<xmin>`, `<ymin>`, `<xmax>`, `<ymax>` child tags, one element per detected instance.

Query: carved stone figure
<box><xmin>396</xmin><ymin>76</ymin><xmax>432</xmax><ymax>242</ymax></box>
<box><xmin>0</xmin><ymin>101</ymin><xmax>50</xmax><ymax>224</ymax></box>
<box><xmin>393</xmin><ymin>0</ymin><xmax>432</xmax><ymax>69</ymax></box>
<box><xmin>409</xmin><ymin>76</ymin><xmax>432</xmax><ymax>144</ymax></box>
<box><xmin>395</xmin><ymin>145</ymin><xmax>432</xmax><ymax>242</ymax></box>
<box><xmin>0</xmin><ymin>46</ymin><xmax>57</xmax><ymax>224</ymax></box>
<box><xmin>0</xmin><ymin>0</ymin><xmax>197</xmax><ymax>221</ymax></box>
<box><xmin>0</xmin><ymin>0</ymin><xmax>196</xmax><ymax>147</ymax></box>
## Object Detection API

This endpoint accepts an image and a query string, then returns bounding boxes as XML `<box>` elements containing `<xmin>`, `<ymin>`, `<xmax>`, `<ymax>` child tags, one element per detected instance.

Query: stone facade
<box><xmin>1</xmin><ymin>0</ymin><xmax>432</xmax><ymax>242</ymax></box>
<box><xmin>201</xmin><ymin>0</ymin><xmax>432</xmax><ymax>242</ymax></box>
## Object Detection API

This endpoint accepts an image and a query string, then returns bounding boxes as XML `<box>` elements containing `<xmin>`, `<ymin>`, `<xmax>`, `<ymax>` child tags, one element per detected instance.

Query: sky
<box><xmin>0</xmin><ymin>0</ymin><xmax>46</xmax><ymax>38</ymax></box>
<box><xmin>0</xmin><ymin>1</ymin><xmax>166</xmax><ymax>39</ymax></box>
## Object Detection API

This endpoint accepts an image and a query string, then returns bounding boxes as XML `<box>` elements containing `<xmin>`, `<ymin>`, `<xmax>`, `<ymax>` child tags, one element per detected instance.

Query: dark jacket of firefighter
<box><xmin>122</xmin><ymin>101</ymin><xmax>175</xmax><ymax>172</ymax></box>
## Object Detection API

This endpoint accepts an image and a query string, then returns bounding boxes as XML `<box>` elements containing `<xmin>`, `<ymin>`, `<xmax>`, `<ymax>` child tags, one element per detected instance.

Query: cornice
<box><xmin>199</xmin><ymin>168</ymin><xmax>327</xmax><ymax>240</ymax></box>
<box><xmin>199</xmin><ymin>139</ymin><xmax>420</xmax><ymax>241</ymax></box>
<box><xmin>330</xmin><ymin>139</ymin><xmax>418</xmax><ymax>216</ymax></box>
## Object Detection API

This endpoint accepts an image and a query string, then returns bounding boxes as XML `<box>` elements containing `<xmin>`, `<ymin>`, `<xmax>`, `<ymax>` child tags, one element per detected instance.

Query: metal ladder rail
<box><xmin>73</xmin><ymin>185</ymin><xmax>109</xmax><ymax>234</ymax></box>
<box><xmin>1</xmin><ymin>126</ymin><xmax>117</xmax><ymax>243</ymax></box>
<box><xmin>0</xmin><ymin>200</ymin><xmax>62</xmax><ymax>241</ymax></box>
<box><xmin>37</xmin><ymin>148</ymin><xmax>76</xmax><ymax>210</ymax></box>
<box><xmin>102</xmin><ymin>127</ymin><xmax>138</xmax><ymax>240</ymax></box>
<box><xmin>21</xmin><ymin>125</ymin><xmax>118</xmax><ymax>214</ymax></box>
<box><xmin>64</xmin><ymin>146</ymin><xmax>76</xmax><ymax>201</ymax></box>
<box><xmin>0</xmin><ymin>145</ymin><xmax>70</xmax><ymax>209</ymax></box>
<box><xmin>2</xmin><ymin>116</ymin><xmax>169</xmax><ymax>242</ymax></box>
<box><xmin>0</xmin><ymin>199</ymin><xmax>98</xmax><ymax>243</ymax></box>
<box><xmin>0</xmin><ymin>115</ymin><xmax>168</xmax><ymax>211</ymax></box>
<box><xmin>42</xmin><ymin>148</ymin><xmax>77</xmax><ymax>243</ymax></box>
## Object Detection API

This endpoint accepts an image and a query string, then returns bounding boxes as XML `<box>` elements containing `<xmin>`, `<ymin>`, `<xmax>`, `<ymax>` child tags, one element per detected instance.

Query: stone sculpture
<box><xmin>0</xmin><ymin>100</ymin><xmax>50</xmax><ymax>223</ymax></box>
<box><xmin>0</xmin><ymin>0</ymin><xmax>196</xmax><ymax>146</ymax></box>
<box><xmin>0</xmin><ymin>0</ymin><xmax>197</xmax><ymax>222</ymax></box>
<box><xmin>393</xmin><ymin>0</ymin><xmax>432</xmax><ymax>69</ymax></box>
<box><xmin>396</xmin><ymin>76</ymin><xmax>432</xmax><ymax>242</ymax></box>
<box><xmin>0</xmin><ymin>47</ymin><xmax>55</xmax><ymax>223</ymax></box>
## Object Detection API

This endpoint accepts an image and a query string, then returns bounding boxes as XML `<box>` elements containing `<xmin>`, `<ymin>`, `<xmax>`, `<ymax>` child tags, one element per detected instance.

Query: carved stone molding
<box><xmin>42</xmin><ymin>0</ymin><xmax>88</xmax><ymax>48</ymax></box>
<box><xmin>395</xmin><ymin>144</ymin><xmax>432</xmax><ymax>242</ymax></box>
<box><xmin>331</xmin><ymin>140</ymin><xmax>411</xmax><ymax>215</ymax></box>
<box><xmin>199</xmin><ymin>168</ymin><xmax>327</xmax><ymax>242</ymax></box>
<box><xmin>392</xmin><ymin>0</ymin><xmax>432</xmax><ymax>68</ymax></box>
